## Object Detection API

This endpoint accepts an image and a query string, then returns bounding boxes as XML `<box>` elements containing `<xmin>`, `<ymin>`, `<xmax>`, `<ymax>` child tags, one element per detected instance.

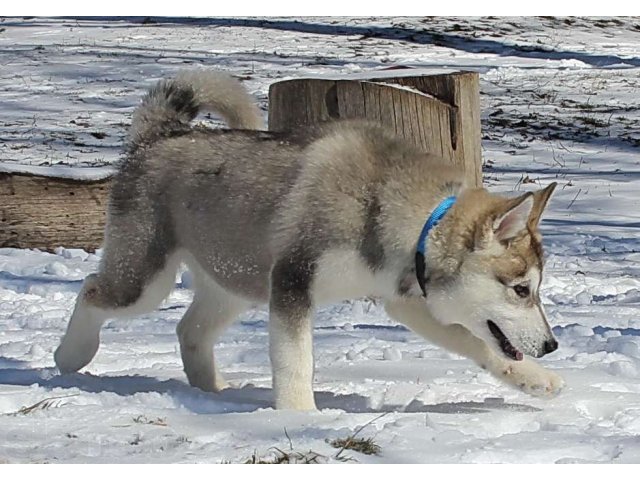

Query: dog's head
<box><xmin>423</xmin><ymin>183</ymin><xmax>558</xmax><ymax>361</ymax></box>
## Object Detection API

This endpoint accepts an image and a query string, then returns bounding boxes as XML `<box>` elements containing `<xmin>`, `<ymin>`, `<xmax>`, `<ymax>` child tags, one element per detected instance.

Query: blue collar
<box><xmin>415</xmin><ymin>196</ymin><xmax>457</xmax><ymax>296</ymax></box>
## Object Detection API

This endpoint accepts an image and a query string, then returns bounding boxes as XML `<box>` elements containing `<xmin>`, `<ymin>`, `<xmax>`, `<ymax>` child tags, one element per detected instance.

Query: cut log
<box><xmin>268</xmin><ymin>71</ymin><xmax>481</xmax><ymax>187</ymax></box>
<box><xmin>0</xmin><ymin>171</ymin><xmax>110</xmax><ymax>251</ymax></box>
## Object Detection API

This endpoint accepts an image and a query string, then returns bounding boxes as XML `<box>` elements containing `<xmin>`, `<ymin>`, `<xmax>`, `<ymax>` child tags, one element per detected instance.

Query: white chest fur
<box><xmin>311</xmin><ymin>249</ymin><xmax>399</xmax><ymax>306</ymax></box>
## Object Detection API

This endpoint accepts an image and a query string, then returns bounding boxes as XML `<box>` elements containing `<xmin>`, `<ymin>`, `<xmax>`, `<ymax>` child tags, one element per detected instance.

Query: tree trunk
<box><xmin>268</xmin><ymin>71</ymin><xmax>481</xmax><ymax>187</ymax></box>
<box><xmin>0</xmin><ymin>171</ymin><xmax>110</xmax><ymax>251</ymax></box>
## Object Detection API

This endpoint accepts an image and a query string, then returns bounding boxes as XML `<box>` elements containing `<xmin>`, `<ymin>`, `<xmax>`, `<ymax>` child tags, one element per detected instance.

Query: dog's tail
<box><xmin>127</xmin><ymin>70</ymin><xmax>263</xmax><ymax>151</ymax></box>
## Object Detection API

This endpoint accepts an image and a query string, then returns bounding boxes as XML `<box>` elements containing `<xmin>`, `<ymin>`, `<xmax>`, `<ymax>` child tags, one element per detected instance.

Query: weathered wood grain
<box><xmin>269</xmin><ymin>71</ymin><xmax>481</xmax><ymax>187</ymax></box>
<box><xmin>0</xmin><ymin>172</ymin><xmax>111</xmax><ymax>251</ymax></box>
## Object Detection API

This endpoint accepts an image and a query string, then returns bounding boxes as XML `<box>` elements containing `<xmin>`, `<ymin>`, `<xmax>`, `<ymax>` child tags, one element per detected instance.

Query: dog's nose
<box><xmin>543</xmin><ymin>338</ymin><xmax>558</xmax><ymax>354</ymax></box>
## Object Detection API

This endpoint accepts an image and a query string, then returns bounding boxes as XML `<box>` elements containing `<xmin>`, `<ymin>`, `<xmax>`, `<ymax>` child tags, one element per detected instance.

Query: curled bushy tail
<box><xmin>128</xmin><ymin>70</ymin><xmax>263</xmax><ymax>151</ymax></box>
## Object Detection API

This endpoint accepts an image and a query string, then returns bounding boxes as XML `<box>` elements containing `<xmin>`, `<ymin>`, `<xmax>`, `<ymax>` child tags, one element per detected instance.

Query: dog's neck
<box><xmin>414</xmin><ymin>196</ymin><xmax>457</xmax><ymax>296</ymax></box>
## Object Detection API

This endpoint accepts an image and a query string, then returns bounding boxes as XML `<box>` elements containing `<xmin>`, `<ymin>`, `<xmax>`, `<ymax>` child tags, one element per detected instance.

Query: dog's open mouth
<box><xmin>487</xmin><ymin>320</ymin><xmax>523</xmax><ymax>361</ymax></box>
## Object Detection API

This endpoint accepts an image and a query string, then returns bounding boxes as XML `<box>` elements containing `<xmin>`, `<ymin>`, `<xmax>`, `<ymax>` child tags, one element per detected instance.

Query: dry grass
<box><xmin>132</xmin><ymin>415</ymin><xmax>167</xmax><ymax>426</ymax></box>
<box><xmin>328</xmin><ymin>412</ymin><xmax>388</xmax><ymax>459</ymax></box>
<box><xmin>234</xmin><ymin>414</ymin><xmax>388</xmax><ymax>463</ymax></box>
<box><xmin>243</xmin><ymin>448</ymin><xmax>326</xmax><ymax>464</ymax></box>
<box><xmin>10</xmin><ymin>394</ymin><xmax>78</xmax><ymax>416</ymax></box>
<box><xmin>329</xmin><ymin>437</ymin><xmax>381</xmax><ymax>456</ymax></box>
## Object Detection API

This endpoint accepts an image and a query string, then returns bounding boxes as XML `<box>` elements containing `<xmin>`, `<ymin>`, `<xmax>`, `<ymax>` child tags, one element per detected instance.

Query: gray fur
<box><xmin>360</xmin><ymin>192</ymin><xmax>385</xmax><ymax>271</ymax></box>
<box><xmin>55</xmin><ymin>70</ymin><xmax>562</xmax><ymax>410</ymax></box>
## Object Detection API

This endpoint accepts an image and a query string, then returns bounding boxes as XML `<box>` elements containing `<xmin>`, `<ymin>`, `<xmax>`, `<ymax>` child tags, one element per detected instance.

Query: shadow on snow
<box><xmin>0</xmin><ymin>365</ymin><xmax>539</xmax><ymax>415</ymax></box>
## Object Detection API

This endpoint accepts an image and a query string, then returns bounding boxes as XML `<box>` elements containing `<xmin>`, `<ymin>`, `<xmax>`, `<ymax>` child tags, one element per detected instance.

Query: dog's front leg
<box><xmin>385</xmin><ymin>297</ymin><xmax>564</xmax><ymax>397</ymax></box>
<box><xmin>269</xmin><ymin>253</ymin><xmax>317</xmax><ymax>410</ymax></box>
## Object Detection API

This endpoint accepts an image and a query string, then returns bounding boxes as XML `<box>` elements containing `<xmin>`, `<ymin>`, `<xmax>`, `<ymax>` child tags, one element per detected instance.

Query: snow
<box><xmin>1</xmin><ymin>16</ymin><xmax>640</xmax><ymax>463</ymax></box>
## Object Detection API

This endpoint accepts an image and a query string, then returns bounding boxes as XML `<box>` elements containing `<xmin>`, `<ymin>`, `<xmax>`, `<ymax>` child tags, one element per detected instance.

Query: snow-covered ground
<box><xmin>1</xmin><ymin>16</ymin><xmax>640</xmax><ymax>463</ymax></box>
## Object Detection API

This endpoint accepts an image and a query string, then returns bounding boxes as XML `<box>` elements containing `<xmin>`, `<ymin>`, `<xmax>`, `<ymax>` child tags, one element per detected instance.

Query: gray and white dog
<box><xmin>55</xmin><ymin>70</ymin><xmax>563</xmax><ymax>410</ymax></box>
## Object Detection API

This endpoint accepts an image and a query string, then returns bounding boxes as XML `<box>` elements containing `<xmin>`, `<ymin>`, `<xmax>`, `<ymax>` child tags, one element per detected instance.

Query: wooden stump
<box><xmin>0</xmin><ymin>171</ymin><xmax>110</xmax><ymax>251</ymax></box>
<box><xmin>269</xmin><ymin>71</ymin><xmax>481</xmax><ymax>187</ymax></box>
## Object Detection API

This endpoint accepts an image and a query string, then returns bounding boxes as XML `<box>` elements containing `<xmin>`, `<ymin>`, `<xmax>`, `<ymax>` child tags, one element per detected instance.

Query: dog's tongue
<box><xmin>501</xmin><ymin>337</ymin><xmax>523</xmax><ymax>361</ymax></box>
<box><xmin>487</xmin><ymin>320</ymin><xmax>524</xmax><ymax>362</ymax></box>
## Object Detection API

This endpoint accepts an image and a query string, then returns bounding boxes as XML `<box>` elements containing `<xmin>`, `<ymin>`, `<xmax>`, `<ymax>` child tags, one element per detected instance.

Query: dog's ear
<box><xmin>493</xmin><ymin>193</ymin><xmax>534</xmax><ymax>242</ymax></box>
<box><xmin>528</xmin><ymin>182</ymin><xmax>557</xmax><ymax>229</ymax></box>
<box><xmin>475</xmin><ymin>193</ymin><xmax>534</xmax><ymax>249</ymax></box>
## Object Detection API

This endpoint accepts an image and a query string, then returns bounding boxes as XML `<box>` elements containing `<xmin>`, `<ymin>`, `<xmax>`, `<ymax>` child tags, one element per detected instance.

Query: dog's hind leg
<box><xmin>54</xmin><ymin>209</ymin><xmax>180</xmax><ymax>374</ymax></box>
<box><xmin>54</xmin><ymin>259</ymin><xmax>180</xmax><ymax>374</ymax></box>
<box><xmin>177</xmin><ymin>268</ymin><xmax>250</xmax><ymax>392</ymax></box>
<box><xmin>385</xmin><ymin>297</ymin><xmax>564</xmax><ymax>397</ymax></box>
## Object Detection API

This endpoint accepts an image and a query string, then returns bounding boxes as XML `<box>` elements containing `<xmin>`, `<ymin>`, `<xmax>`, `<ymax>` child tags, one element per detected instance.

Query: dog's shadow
<box><xmin>0</xmin><ymin>360</ymin><xmax>540</xmax><ymax>415</ymax></box>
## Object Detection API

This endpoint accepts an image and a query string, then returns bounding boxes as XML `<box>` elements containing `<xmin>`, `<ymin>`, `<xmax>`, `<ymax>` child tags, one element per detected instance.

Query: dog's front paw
<box><xmin>499</xmin><ymin>358</ymin><xmax>564</xmax><ymax>397</ymax></box>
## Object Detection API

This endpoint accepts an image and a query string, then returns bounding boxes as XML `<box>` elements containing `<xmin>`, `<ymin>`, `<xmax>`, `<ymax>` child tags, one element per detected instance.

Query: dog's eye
<box><xmin>513</xmin><ymin>284</ymin><xmax>530</xmax><ymax>298</ymax></box>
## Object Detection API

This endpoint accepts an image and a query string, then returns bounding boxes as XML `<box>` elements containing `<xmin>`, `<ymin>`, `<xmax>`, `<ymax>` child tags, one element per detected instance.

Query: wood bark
<box><xmin>0</xmin><ymin>172</ymin><xmax>110</xmax><ymax>251</ymax></box>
